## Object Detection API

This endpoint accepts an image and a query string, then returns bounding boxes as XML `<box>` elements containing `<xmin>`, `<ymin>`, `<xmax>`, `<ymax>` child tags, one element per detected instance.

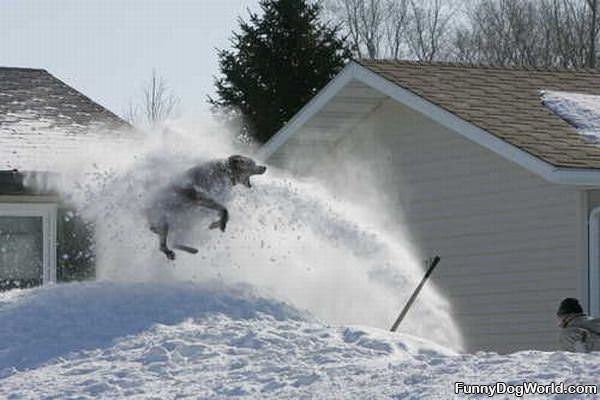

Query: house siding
<box><xmin>272</xmin><ymin>99</ymin><xmax>584</xmax><ymax>353</ymax></box>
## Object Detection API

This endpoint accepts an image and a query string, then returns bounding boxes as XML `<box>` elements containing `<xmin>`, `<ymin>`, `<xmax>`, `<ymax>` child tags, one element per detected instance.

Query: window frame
<box><xmin>0</xmin><ymin>202</ymin><xmax>57</xmax><ymax>285</ymax></box>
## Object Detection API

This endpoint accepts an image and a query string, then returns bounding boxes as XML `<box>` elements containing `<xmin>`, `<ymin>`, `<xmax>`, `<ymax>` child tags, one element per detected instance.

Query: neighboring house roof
<box><xmin>0</xmin><ymin>67</ymin><xmax>131</xmax><ymax>171</ymax></box>
<box><xmin>259</xmin><ymin>60</ymin><xmax>600</xmax><ymax>185</ymax></box>
<box><xmin>357</xmin><ymin>60</ymin><xmax>600</xmax><ymax>169</ymax></box>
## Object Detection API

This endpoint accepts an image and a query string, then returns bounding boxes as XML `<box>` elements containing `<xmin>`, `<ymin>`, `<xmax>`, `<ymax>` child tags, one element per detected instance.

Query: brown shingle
<box><xmin>358</xmin><ymin>60</ymin><xmax>600</xmax><ymax>169</ymax></box>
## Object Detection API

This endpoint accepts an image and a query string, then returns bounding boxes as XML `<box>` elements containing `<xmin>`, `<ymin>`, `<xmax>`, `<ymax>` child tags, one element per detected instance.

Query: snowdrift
<box><xmin>0</xmin><ymin>281</ymin><xmax>303</xmax><ymax>375</ymax></box>
<box><xmin>1</xmin><ymin>283</ymin><xmax>599</xmax><ymax>399</ymax></box>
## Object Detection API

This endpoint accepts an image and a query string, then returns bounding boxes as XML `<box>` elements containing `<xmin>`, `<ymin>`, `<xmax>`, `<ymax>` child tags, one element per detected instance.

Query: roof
<box><xmin>0</xmin><ymin>67</ymin><xmax>131</xmax><ymax>171</ymax></box>
<box><xmin>357</xmin><ymin>60</ymin><xmax>600</xmax><ymax>169</ymax></box>
<box><xmin>259</xmin><ymin>60</ymin><xmax>600</xmax><ymax>185</ymax></box>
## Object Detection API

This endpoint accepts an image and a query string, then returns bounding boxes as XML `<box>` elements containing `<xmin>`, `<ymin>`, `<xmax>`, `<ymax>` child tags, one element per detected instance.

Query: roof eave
<box><xmin>257</xmin><ymin>64</ymin><xmax>357</xmax><ymax>161</ymax></box>
<box><xmin>258</xmin><ymin>61</ymin><xmax>600</xmax><ymax>186</ymax></box>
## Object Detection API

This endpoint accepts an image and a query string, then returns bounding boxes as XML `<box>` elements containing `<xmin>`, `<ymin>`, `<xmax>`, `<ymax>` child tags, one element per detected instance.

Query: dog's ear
<box><xmin>228</xmin><ymin>155</ymin><xmax>246</xmax><ymax>171</ymax></box>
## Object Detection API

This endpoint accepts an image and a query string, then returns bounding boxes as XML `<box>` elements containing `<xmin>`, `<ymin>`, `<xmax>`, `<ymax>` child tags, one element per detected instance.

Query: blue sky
<box><xmin>1</xmin><ymin>0</ymin><xmax>259</xmax><ymax>118</ymax></box>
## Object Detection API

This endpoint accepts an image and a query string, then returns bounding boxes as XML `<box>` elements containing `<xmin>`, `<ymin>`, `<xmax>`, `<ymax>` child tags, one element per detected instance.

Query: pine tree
<box><xmin>210</xmin><ymin>0</ymin><xmax>352</xmax><ymax>144</ymax></box>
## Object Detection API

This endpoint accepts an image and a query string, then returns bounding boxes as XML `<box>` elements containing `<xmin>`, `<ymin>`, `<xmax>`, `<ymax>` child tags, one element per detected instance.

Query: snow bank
<box><xmin>0</xmin><ymin>281</ymin><xmax>303</xmax><ymax>376</ymax></box>
<box><xmin>541</xmin><ymin>90</ymin><xmax>600</xmax><ymax>142</ymax></box>
<box><xmin>1</xmin><ymin>283</ymin><xmax>599</xmax><ymax>399</ymax></box>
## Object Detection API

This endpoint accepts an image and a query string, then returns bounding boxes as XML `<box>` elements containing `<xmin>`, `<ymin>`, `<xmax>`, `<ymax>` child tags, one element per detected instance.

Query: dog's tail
<box><xmin>173</xmin><ymin>244</ymin><xmax>199</xmax><ymax>254</ymax></box>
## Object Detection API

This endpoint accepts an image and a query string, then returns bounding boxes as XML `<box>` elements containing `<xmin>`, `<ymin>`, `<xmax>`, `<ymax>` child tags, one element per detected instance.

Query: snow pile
<box><xmin>1</xmin><ymin>283</ymin><xmax>599</xmax><ymax>399</ymax></box>
<box><xmin>0</xmin><ymin>281</ymin><xmax>303</xmax><ymax>376</ymax></box>
<box><xmin>541</xmin><ymin>90</ymin><xmax>600</xmax><ymax>142</ymax></box>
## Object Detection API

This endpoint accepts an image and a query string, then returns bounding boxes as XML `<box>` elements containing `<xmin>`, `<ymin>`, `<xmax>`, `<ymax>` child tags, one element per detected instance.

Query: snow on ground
<box><xmin>541</xmin><ymin>90</ymin><xmax>600</xmax><ymax>142</ymax></box>
<box><xmin>1</xmin><ymin>282</ymin><xmax>599</xmax><ymax>399</ymax></box>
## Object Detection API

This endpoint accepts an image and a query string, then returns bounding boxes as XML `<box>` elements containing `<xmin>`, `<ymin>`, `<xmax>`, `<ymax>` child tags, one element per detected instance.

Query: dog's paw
<box><xmin>209</xmin><ymin>220</ymin><xmax>227</xmax><ymax>232</ymax></box>
<box><xmin>165</xmin><ymin>250</ymin><xmax>176</xmax><ymax>260</ymax></box>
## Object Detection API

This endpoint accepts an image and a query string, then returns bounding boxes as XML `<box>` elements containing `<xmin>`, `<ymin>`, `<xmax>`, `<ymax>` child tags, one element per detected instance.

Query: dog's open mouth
<box><xmin>243</xmin><ymin>166</ymin><xmax>267</xmax><ymax>188</ymax></box>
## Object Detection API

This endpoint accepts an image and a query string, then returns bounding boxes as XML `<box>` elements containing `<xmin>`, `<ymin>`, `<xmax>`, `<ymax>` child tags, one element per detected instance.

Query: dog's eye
<box><xmin>230</xmin><ymin>155</ymin><xmax>252</xmax><ymax>168</ymax></box>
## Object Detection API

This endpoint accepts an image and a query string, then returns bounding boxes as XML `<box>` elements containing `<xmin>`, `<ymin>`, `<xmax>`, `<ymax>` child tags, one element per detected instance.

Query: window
<box><xmin>0</xmin><ymin>203</ymin><xmax>56</xmax><ymax>290</ymax></box>
<box><xmin>56</xmin><ymin>208</ymin><xmax>95</xmax><ymax>282</ymax></box>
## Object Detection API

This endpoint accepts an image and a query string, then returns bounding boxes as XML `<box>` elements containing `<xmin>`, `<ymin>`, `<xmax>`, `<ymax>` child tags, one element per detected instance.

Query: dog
<box><xmin>147</xmin><ymin>155</ymin><xmax>267</xmax><ymax>260</ymax></box>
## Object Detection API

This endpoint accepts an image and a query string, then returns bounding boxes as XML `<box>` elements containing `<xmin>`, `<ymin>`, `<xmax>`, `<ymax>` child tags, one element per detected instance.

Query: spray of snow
<box><xmin>542</xmin><ymin>90</ymin><xmax>600</xmax><ymax>142</ymax></box>
<box><xmin>38</xmin><ymin>116</ymin><xmax>463</xmax><ymax>351</ymax></box>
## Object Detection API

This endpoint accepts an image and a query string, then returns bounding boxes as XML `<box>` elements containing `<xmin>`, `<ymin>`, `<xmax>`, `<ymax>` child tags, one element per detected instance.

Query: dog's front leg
<box><xmin>197</xmin><ymin>197</ymin><xmax>228</xmax><ymax>232</ymax></box>
<box><xmin>208</xmin><ymin>208</ymin><xmax>228</xmax><ymax>232</ymax></box>
<box><xmin>179</xmin><ymin>187</ymin><xmax>229</xmax><ymax>232</ymax></box>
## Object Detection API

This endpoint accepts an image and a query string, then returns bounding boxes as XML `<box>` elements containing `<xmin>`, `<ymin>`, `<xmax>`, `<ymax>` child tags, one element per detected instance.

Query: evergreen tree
<box><xmin>210</xmin><ymin>0</ymin><xmax>352</xmax><ymax>144</ymax></box>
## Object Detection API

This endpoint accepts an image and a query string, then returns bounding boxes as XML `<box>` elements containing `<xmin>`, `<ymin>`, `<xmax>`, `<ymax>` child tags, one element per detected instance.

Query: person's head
<box><xmin>556</xmin><ymin>297</ymin><xmax>584</xmax><ymax>327</ymax></box>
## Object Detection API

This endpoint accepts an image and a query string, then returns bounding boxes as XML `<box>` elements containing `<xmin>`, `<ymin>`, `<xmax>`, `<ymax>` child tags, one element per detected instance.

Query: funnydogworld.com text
<box><xmin>454</xmin><ymin>381</ymin><xmax>597</xmax><ymax>397</ymax></box>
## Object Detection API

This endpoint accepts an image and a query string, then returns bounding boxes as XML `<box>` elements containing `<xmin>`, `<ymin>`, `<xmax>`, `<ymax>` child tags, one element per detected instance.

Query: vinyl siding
<box><xmin>272</xmin><ymin>98</ymin><xmax>585</xmax><ymax>353</ymax></box>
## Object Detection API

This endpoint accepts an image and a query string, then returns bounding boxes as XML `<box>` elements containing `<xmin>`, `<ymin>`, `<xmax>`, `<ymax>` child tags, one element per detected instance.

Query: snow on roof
<box><xmin>541</xmin><ymin>90</ymin><xmax>600</xmax><ymax>143</ymax></box>
<box><xmin>0</xmin><ymin>67</ymin><xmax>131</xmax><ymax>171</ymax></box>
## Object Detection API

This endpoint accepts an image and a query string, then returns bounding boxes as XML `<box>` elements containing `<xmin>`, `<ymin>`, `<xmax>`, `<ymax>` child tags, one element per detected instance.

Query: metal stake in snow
<box><xmin>390</xmin><ymin>256</ymin><xmax>441</xmax><ymax>332</ymax></box>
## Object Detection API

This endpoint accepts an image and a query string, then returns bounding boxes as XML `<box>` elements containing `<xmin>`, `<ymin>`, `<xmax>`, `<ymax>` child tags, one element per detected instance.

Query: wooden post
<box><xmin>390</xmin><ymin>256</ymin><xmax>441</xmax><ymax>332</ymax></box>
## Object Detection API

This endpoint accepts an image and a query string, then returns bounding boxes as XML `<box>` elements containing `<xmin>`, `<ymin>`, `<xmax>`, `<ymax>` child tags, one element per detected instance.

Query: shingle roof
<box><xmin>0</xmin><ymin>67</ymin><xmax>131</xmax><ymax>170</ymax></box>
<box><xmin>358</xmin><ymin>60</ymin><xmax>600</xmax><ymax>169</ymax></box>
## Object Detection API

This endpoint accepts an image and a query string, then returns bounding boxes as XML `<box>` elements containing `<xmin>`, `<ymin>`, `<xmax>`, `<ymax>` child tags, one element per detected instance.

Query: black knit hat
<box><xmin>557</xmin><ymin>298</ymin><xmax>584</xmax><ymax>316</ymax></box>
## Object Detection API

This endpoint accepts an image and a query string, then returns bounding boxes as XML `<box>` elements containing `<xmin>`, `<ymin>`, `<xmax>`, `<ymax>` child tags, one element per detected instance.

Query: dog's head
<box><xmin>227</xmin><ymin>155</ymin><xmax>267</xmax><ymax>188</ymax></box>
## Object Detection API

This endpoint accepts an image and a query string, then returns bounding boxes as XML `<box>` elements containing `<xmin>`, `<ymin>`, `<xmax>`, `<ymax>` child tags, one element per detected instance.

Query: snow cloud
<box><xmin>37</xmin><ymin>114</ymin><xmax>463</xmax><ymax>351</ymax></box>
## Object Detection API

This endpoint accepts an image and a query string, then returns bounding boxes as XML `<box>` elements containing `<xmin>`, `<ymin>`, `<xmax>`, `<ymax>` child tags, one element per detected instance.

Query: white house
<box><xmin>0</xmin><ymin>67</ymin><xmax>130</xmax><ymax>290</ymax></box>
<box><xmin>259</xmin><ymin>60</ymin><xmax>600</xmax><ymax>353</ymax></box>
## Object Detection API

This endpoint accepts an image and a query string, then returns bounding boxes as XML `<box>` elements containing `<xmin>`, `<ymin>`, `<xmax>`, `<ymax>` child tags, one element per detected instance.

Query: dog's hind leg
<box><xmin>154</xmin><ymin>223</ymin><xmax>176</xmax><ymax>260</ymax></box>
